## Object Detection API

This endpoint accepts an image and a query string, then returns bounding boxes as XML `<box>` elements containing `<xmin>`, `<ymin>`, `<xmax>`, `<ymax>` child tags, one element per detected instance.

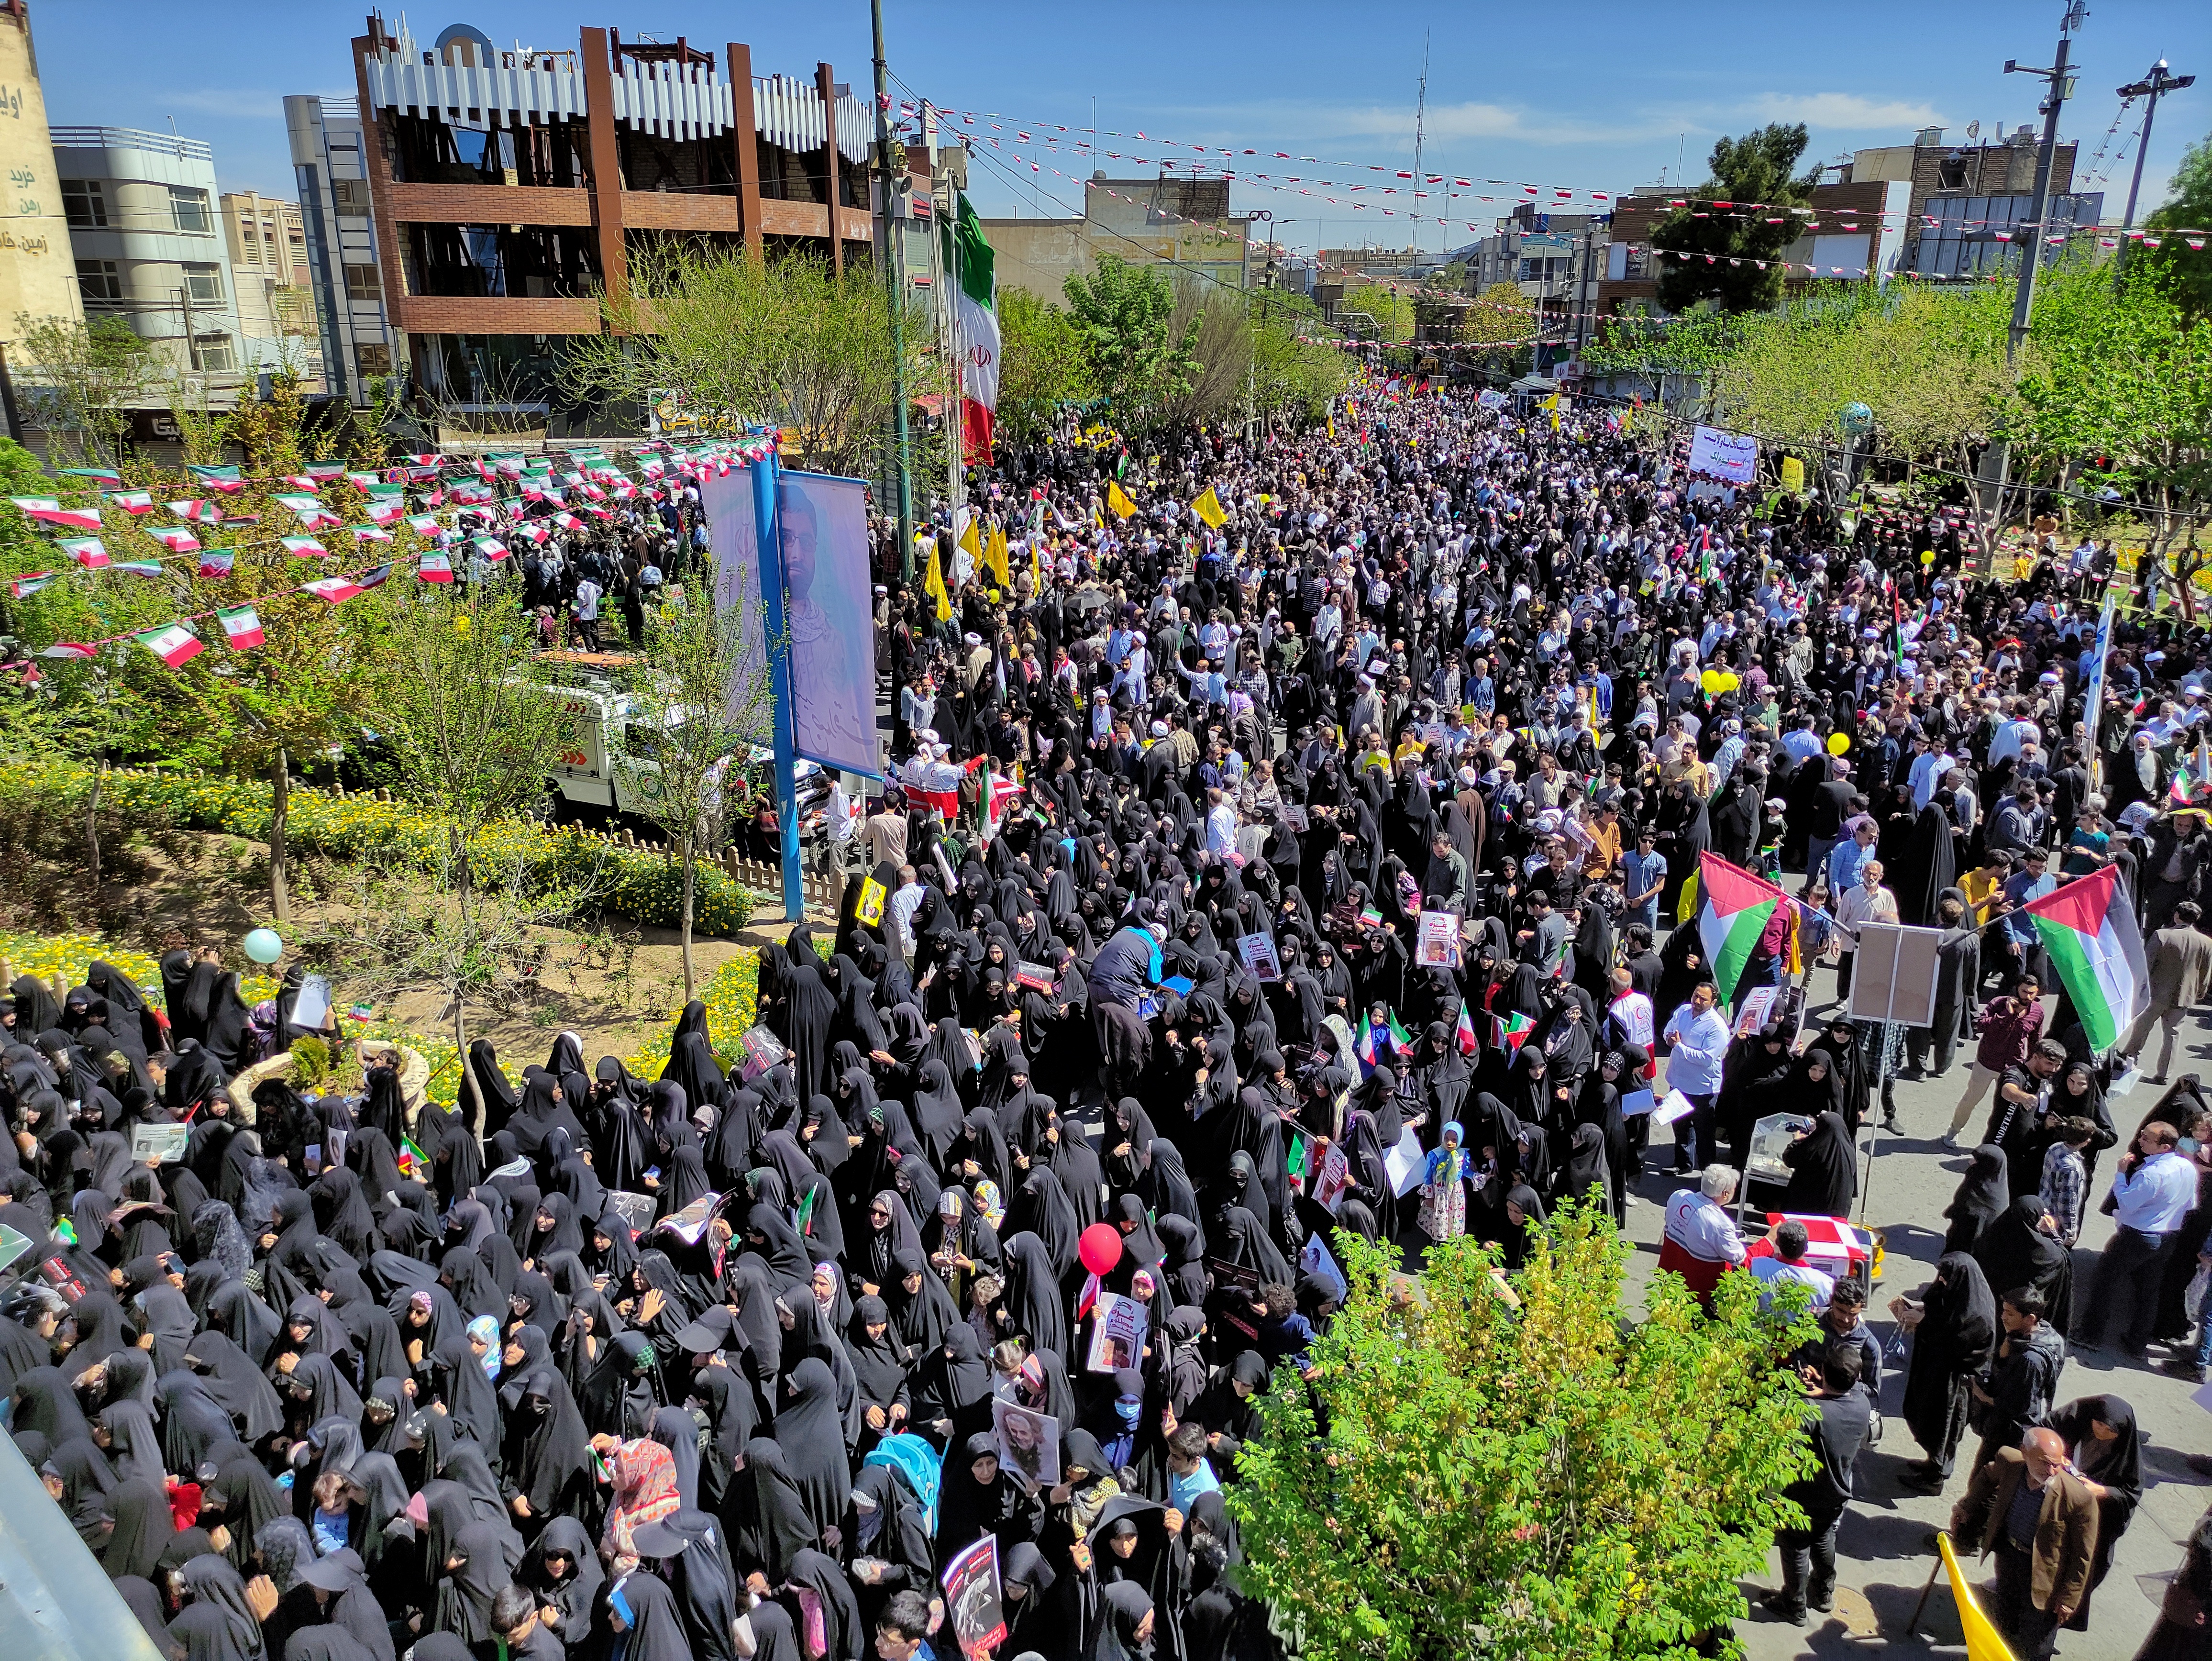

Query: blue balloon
<box><xmin>242</xmin><ymin>928</ymin><xmax>283</xmax><ymax>964</ymax></box>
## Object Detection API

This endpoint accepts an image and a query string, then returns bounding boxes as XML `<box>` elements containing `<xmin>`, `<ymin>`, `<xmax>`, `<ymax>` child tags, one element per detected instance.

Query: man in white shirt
<box><xmin>1664</xmin><ymin>1164</ymin><xmax>1748</xmax><ymax>1265</ymax></box>
<box><xmin>1204</xmin><ymin>787</ymin><xmax>1240</xmax><ymax>861</ymax></box>
<box><xmin>1750</xmin><ymin>1218</ymin><xmax>1836</xmax><ymax>1312</ymax></box>
<box><xmin>888</xmin><ymin>864</ymin><xmax>926</xmax><ymax>964</ymax></box>
<box><xmin>1835</xmin><ymin>860</ymin><xmax>1900</xmax><ymax>999</ymax></box>
<box><xmin>2078</xmin><ymin>1120</ymin><xmax>2199</xmax><ymax>1356</ymax></box>
<box><xmin>1663</xmin><ymin>983</ymin><xmax>1732</xmax><ymax>1172</ymax></box>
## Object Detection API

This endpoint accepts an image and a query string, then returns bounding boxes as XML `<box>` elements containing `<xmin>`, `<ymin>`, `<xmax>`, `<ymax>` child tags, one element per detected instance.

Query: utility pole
<box><xmin>1977</xmin><ymin>2</ymin><xmax>2087</xmax><ymax>567</ymax></box>
<box><xmin>2001</xmin><ymin>3</ymin><xmax>2084</xmax><ymax>367</ymax></box>
<box><xmin>2112</xmin><ymin>58</ymin><xmax>2196</xmax><ymax>293</ymax></box>
<box><xmin>870</xmin><ymin>0</ymin><xmax>915</xmax><ymax>581</ymax></box>
<box><xmin>1411</xmin><ymin>31</ymin><xmax>1428</xmax><ymax>260</ymax></box>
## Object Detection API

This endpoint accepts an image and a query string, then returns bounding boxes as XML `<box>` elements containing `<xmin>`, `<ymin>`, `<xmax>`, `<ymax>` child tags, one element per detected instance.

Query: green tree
<box><xmin>1061</xmin><ymin>255</ymin><xmax>1200</xmax><ymax>426</ymax></box>
<box><xmin>10</xmin><ymin>314</ymin><xmax>162</xmax><ymax>469</ymax></box>
<box><xmin>567</xmin><ymin>247</ymin><xmax>922</xmax><ymax>478</ymax></box>
<box><xmin>356</xmin><ymin>585</ymin><xmax>576</xmax><ymax>1133</ymax></box>
<box><xmin>619</xmin><ymin>594</ymin><xmax>774</xmax><ymax>997</ymax></box>
<box><xmin>1335</xmin><ymin>280</ymin><xmax>1416</xmax><ymax>343</ymax></box>
<box><xmin>1654</xmin><ymin>124</ymin><xmax>1817</xmax><ymax>315</ymax></box>
<box><xmin>2143</xmin><ymin>126</ymin><xmax>2212</xmax><ymax>317</ymax></box>
<box><xmin>995</xmin><ymin>286</ymin><xmax>1095</xmax><ymax>444</ymax></box>
<box><xmin>1231</xmin><ymin>1205</ymin><xmax>1817</xmax><ymax>1661</ymax></box>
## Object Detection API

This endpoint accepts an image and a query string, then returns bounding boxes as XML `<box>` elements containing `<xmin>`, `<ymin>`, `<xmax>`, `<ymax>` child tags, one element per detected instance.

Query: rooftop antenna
<box><xmin>1411</xmin><ymin>28</ymin><xmax>1429</xmax><ymax>257</ymax></box>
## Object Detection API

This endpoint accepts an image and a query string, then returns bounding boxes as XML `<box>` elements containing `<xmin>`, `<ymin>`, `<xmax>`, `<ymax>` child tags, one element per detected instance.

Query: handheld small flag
<box><xmin>218</xmin><ymin>607</ymin><xmax>264</xmax><ymax>650</ymax></box>
<box><xmin>1454</xmin><ymin>1004</ymin><xmax>1478</xmax><ymax>1056</ymax></box>
<box><xmin>138</xmin><ymin>622</ymin><xmax>203</xmax><ymax>667</ymax></box>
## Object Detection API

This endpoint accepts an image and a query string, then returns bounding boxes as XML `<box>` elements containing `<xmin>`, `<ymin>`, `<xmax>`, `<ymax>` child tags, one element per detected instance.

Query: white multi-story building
<box><xmin>221</xmin><ymin>191</ymin><xmax>321</xmax><ymax>387</ymax></box>
<box><xmin>53</xmin><ymin>124</ymin><xmax>249</xmax><ymax>382</ymax></box>
<box><xmin>285</xmin><ymin>94</ymin><xmax>393</xmax><ymax>406</ymax></box>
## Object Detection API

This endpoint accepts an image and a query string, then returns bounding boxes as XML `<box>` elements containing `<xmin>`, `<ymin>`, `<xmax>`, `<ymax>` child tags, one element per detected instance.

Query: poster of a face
<box><xmin>991</xmin><ymin>1397</ymin><xmax>1060</xmax><ymax>1488</ymax></box>
<box><xmin>777</xmin><ymin>471</ymin><xmax>880</xmax><ymax>777</ymax></box>
<box><xmin>703</xmin><ymin>464</ymin><xmax>770</xmax><ymax>738</ymax></box>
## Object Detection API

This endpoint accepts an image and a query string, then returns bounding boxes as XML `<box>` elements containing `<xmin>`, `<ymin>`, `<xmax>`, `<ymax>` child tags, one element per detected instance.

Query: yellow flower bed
<box><xmin>1</xmin><ymin>926</ymin><xmax>761</xmax><ymax>1111</ymax></box>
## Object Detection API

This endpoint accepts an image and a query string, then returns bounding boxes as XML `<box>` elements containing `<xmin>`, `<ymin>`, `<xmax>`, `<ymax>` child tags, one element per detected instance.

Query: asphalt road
<box><xmin>1613</xmin><ymin>960</ymin><xmax>2212</xmax><ymax>1661</ymax></box>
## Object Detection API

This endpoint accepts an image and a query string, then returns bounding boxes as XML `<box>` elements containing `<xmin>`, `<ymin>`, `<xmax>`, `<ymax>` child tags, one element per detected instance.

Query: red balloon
<box><xmin>1078</xmin><ymin>1222</ymin><xmax>1123</xmax><ymax>1277</ymax></box>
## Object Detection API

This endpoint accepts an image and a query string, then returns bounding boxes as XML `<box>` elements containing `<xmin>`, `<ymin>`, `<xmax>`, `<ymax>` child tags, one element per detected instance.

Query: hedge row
<box><xmin>0</xmin><ymin>761</ymin><xmax>755</xmax><ymax>936</ymax></box>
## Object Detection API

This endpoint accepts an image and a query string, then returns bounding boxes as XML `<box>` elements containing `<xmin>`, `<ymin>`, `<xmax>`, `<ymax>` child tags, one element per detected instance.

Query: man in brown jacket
<box><xmin>1950</xmin><ymin>1427</ymin><xmax>2100</xmax><ymax>1660</ymax></box>
<box><xmin>2122</xmin><ymin>899</ymin><xmax>2212</xmax><ymax>1082</ymax></box>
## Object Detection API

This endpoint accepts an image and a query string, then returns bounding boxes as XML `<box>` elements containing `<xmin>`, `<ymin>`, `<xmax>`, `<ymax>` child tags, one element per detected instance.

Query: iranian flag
<box><xmin>166</xmin><ymin>499</ymin><xmax>221</xmax><ymax>524</ymax></box>
<box><xmin>283</xmin><ymin>537</ymin><xmax>328</xmax><ymax>558</ymax></box>
<box><xmin>418</xmin><ymin>551</ymin><xmax>453</xmax><ymax>583</ymax></box>
<box><xmin>11</xmin><ymin>496</ymin><xmax>102</xmax><ymax>529</ymax></box>
<box><xmin>303</xmin><ymin>575</ymin><xmax>362</xmax><ymax>604</ymax></box>
<box><xmin>946</xmin><ymin>193</ymin><xmax>999</xmax><ymax>463</ymax></box>
<box><xmin>1454</xmin><ymin>1003</ymin><xmax>1479</xmax><ymax>1056</ymax></box>
<box><xmin>218</xmin><ymin>607</ymin><xmax>264</xmax><ymax>650</ymax></box>
<box><xmin>1696</xmin><ymin>851</ymin><xmax>1784</xmax><ymax>1005</ymax></box>
<box><xmin>59</xmin><ymin>537</ymin><xmax>108</xmax><ymax>568</ymax></box>
<box><xmin>105</xmin><ymin>490</ymin><xmax>154</xmax><ymax>515</ymax></box>
<box><xmin>1354</xmin><ymin>1009</ymin><xmax>1411</xmax><ymax>1076</ymax></box>
<box><xmin>2023</xmin><ymin>865</ymin><xmax>2147</xmax><ymax>1053</ymax></box>
<box><xmin>198</xmin><ymin>550</ymin><xmax>235</xmax><ymax>578</ymax></box>
<box><xmin>147</xmin><ymin>527</ymin><xmax>200</xmax><ymax>553</ymax></box>
<box><xmin>138</xmin><ymin>622</ymin><xmax>203</xmax><ymax>666</ymax></box>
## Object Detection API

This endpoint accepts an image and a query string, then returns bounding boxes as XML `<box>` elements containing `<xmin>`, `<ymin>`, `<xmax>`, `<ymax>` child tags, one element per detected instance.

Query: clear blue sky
<box><xmin>34</xmin><ymin>1</ymin><xmax>2210</xmax><ymax>253</ymax></box>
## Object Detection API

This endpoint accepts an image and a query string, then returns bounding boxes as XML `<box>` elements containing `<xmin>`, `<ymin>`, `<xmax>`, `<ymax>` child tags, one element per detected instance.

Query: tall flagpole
<box><xmin>2079</xmin><ymin>590</ymin><xmax>2116</xmax><ymax>794</ymax></box>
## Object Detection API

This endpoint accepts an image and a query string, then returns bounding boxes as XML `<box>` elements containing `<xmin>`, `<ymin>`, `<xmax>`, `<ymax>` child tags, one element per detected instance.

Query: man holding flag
<box><xmin>1949</xmin><ymin>1426</ymin><xmax>2099</xmax><ymax>1658</ymax></box>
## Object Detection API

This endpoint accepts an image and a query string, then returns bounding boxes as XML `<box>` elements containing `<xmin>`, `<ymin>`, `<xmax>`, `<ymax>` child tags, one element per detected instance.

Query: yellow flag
<box><xmin>1937</xmin><ymin>1534</ymin><xmax>2017</xmax><ymax>1661</ymax></box>
<box><xmin>1030</xmin><ymin>538</ymin><xmax>1042</xmax><ymax>592</ymax></box>
<box><xmin>923</xmin><ymin>537</ymin><xmax>953</xmax><ymax>622</ymax></box>
<box><xmin>957</xmin><ymin>514</ymin><xmax>983</xmax><ymax>562</ymax></box>
<box><xmin>1191</xmin><ymin>486</ymin><xmax>1227</xmax><ymax>530</ymax></box>
<box><xmin>1780</xmin><ymin>455</ymin><xmax>1805</xmax><ymax>495</ymax></box>
<box><xmin>1327</xmin><ymin>412</ymin><xmax>1337</xmax><ymax>440</ymax></box>
<box><xmin>984</xmin><ymin>524</ymin><xmax>1010</xmax><ymax>587</ymax></box>
<box><xmin>1107</xmin><ymin>480</ymin><xmax>1138</xmax><ymax>520</ymax></box>
<box><xmin>1675</xmin><ymin>868</ymin><xmax>1700</xmax><ymax>926</ymax></box>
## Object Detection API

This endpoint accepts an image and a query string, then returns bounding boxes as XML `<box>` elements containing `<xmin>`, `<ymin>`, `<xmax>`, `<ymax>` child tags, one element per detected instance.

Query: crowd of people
<box><xmin>4</xmin><ymin>380</ymin><xmax>2212</xmax><ymax>1661</ymax></box>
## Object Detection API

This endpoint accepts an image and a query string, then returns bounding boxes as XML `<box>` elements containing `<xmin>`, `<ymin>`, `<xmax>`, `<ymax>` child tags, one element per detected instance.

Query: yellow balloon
<box><xmin>1700</xmin><ymin>669</ymin><xmax>1723</xmax><ymax>695</ymax></box>
<box><xmin>1920</xmin><ymin>549</ymin><xmax>1936</xmax><ymax>566</ymax></box>
<box><xmin>1826</xmin><ymin>731</ymin><xmax>1850</xmax><ymax>756</ymax></box>
<box><xmin>1719</xmin><ymin>672</ymin><xmax>1740</xmax><ymax>692</ymax></box>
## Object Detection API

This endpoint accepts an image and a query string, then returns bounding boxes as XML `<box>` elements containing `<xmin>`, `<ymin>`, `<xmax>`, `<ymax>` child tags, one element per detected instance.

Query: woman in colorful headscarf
<box><xmin>1415</xmin><ymin>1121</ymin><xmax>1471</xmax><ymax>1252</ymax></box>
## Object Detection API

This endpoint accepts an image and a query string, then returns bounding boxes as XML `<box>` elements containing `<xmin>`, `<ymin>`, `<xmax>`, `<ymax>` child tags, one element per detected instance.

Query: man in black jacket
<box><xmin>1762</xmin><ymin>1342</ymin><xmax>1872</xmax><ymax>1625</ymax></box>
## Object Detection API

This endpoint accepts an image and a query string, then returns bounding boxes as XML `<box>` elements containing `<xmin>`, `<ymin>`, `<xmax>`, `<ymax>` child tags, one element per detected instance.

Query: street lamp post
<box><xmin>2112</xmin><ymin>58</ymin><xmax>2196</xmax><ymax>294</ymax></box>
<box><xmin>869</xmin><ymin>0</ymin><xmax>915</xmax><ymax>581</ymax></box>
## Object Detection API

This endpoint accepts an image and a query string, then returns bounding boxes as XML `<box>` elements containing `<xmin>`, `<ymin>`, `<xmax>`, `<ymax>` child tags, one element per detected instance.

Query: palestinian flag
<box><xmin>138</xmin><ymin>622</ymin><xmax>203</xmax><ymax>667</ymax></box>
<box><xmin>2023</xmin><ymin>865</ymin><xmax>2146</xmax><ymax>1053</ymax></box>
<box><xmin>10</xmin><ymin>572</ymin><xmax>54</xmax><ymax>598</ymax></box>
<box><xmin>1454</xmin><ymin>1004</ymin><xmax>1479</xmax><ymax>1056</ymax></box>
<box><xmin>218</xmin><ymin>607</ymin><xmax>264</xmax><ymax>650</ymax></box>
<box><xmin>1696</xmin><ymin>851</ymin><xmax>1785</xmax><ymax>1005</ymax></box>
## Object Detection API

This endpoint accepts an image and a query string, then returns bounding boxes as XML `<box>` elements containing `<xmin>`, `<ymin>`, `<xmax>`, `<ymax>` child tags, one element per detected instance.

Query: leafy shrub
<box><xmin>0</xmin><ymin>762</ymin><xmax>754</xmax><ymax>936</ymax></box>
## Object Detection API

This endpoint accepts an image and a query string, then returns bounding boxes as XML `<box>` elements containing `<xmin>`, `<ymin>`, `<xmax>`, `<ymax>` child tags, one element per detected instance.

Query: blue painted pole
<box><xmin>751</xmin><ymin>452</ymin><xmax>804</xmax><ymax>923</ymax></box>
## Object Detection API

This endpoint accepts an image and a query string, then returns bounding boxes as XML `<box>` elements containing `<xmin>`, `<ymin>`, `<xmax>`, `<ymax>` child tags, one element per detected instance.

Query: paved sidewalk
<box><xmin>1619</xmin><ymin>963</ymin><xmax>2210</xmax><ymax>1661</ymax></box>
